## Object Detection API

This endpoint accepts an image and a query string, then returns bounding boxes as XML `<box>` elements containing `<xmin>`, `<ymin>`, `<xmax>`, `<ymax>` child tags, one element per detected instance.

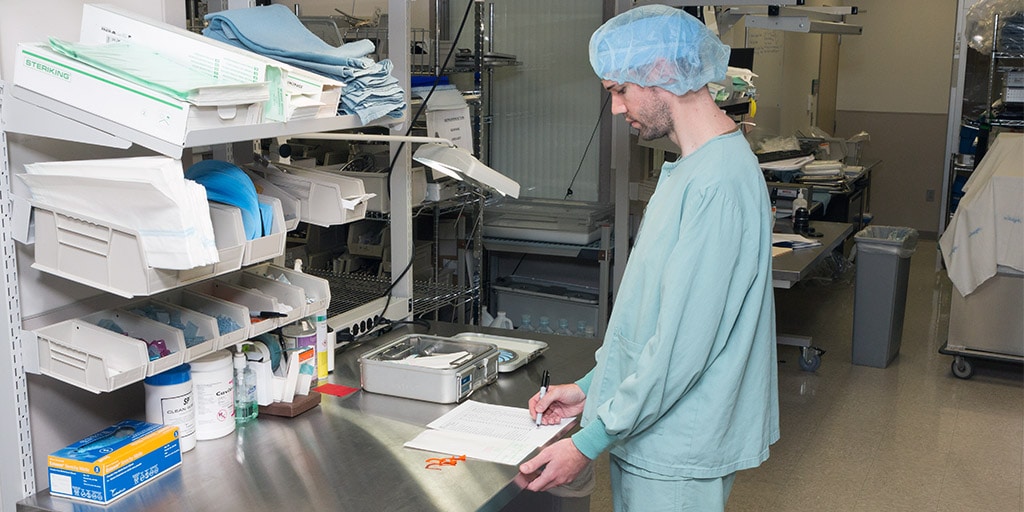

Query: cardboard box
<box><xmin>47</xmin><ymin>420</ymin><xmax>182</xmax><ymax>504</ymax></box>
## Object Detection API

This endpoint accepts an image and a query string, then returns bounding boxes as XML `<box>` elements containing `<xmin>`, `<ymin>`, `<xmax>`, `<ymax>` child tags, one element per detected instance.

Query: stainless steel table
<box><xmin>772</xmin><ymin>221</ymin><xmax>855</xmax><ymax>289</ymax></box>
<box><xmin>771</xmin><ymin>221</ymin><xmax>855</xmax><ymax>371</ymax></box>
<box><xmin>18</xmin><ymin>324</ymin><xmax>600</xmax><ymax>512</ymax></box>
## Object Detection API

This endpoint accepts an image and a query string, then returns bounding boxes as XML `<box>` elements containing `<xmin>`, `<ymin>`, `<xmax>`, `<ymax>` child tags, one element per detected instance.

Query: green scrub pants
<box><xmin>610</xmin><ymin>455</ymin><xmax>736</xmax><ymax>511</ymax></box>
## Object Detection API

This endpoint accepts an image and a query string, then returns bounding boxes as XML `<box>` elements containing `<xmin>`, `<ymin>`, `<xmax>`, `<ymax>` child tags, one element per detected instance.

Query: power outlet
<box><xmin>925</xmin><ymin>189</ymin><xmax>936</xmax><ymax>202</ymax></box>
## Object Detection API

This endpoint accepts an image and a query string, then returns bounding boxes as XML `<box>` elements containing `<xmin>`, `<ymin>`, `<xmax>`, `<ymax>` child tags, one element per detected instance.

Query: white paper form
<box><xmin>403</xmin><ymin>400</ymin><xmax>574</xmax><ymax>465</ymax></box>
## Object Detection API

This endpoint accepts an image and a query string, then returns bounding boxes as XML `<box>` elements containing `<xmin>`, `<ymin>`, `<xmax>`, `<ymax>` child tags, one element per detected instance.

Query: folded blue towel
<box><xmin>203</xmin><ymin>4</ymin><xmax>405</xmax><ymax>123</ymax></box>
<box><xmin>204</xmin><ymin>4</ymin><xmax>373</xmax><ymax>65</ymax></box>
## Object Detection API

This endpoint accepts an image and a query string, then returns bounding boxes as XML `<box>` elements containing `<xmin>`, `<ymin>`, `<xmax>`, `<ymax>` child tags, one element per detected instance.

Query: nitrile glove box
<box><xmin>47</xmin><ymin>420</ymin><xmax>182</xmax><ymax>504</ymax></box>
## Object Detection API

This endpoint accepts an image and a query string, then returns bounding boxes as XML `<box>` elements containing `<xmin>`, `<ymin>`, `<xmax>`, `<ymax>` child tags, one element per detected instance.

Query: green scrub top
<box><xmin>572</xmin><ymin>130</ymin><xmax>780</xmax><ymax>479</ymax></box>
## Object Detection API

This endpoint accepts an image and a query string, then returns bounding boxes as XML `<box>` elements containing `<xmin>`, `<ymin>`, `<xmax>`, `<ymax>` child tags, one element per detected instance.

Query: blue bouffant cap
<box><xmin>589</xmin><ymin>5</ymin><xmax>730</xmax><ymax>95</ymax></box>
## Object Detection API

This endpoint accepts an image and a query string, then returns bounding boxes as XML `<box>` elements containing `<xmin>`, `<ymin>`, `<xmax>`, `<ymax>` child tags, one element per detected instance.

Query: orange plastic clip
<box><xmin>425</xmin><ymin>454</ymin><xmax>467</xmax><ymax>470</ymax></box>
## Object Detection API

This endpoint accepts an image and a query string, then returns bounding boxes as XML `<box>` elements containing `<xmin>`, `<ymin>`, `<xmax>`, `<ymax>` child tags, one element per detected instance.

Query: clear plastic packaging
<box><xmin>854</xmin><ymin>226</ymin><xmax>919</xmax><ymax>258</ymax></box>
<box><xmin>967</xmin><ymin>0</ymin><xmax>1024</xmax><ymax>55</ymax></box>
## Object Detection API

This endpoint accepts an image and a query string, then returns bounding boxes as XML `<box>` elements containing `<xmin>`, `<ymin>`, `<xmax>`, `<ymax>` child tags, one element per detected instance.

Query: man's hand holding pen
<box><xmin>522</xmin><ymin>381</ymin><xmax>591</xmax><ymax>492</ymax></box>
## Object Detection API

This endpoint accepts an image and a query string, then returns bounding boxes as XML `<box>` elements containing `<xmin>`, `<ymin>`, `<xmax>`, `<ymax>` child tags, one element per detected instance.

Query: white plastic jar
<box><xmin>189</xmin><ymin>350</ymin><xmax>235</xmax><ymax>440</ymax></box>
<box><xmin>144</xmin><ymin>363</ymin><xmax>197</xmax><ymax>452</ymax></box>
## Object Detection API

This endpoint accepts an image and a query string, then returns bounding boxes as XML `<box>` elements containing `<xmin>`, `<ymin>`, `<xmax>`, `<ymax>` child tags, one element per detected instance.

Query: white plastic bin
<box><xmin>124</xmin><ymin>299</ymin><xmax>220</xmax><ymax>361</ymax></box>
<box><xmin>31</xmin><ymin>202</ymin><xmax>245</xmax><ymax>298</ymax></box>
<box><xmin>335</xmin><ymin>167</ymin><xmax>427</xmax><ymax>213</ymax></box>
<box><xmin>157</xmin><ymin>288</ymin><xmax>251</xmax><ymax>349</ymax></box>
<box><xmin>241</xmin><ymin>194</ymin><xmax>287</xmax><ymax>266</ymax></box>
<box><xmin>246</xmin><ymin>263</ymin><xmax>331</xmax><ymax>317</ymax></box>
<box><xmin>80</xmin><ymin>310</ymin><xmax>186</xmax><ymax>376</ymax></box>
<box><xmin>251</xmin><ymin>163</ymin><xmax>370</xmax><ymax>227</ymax></box>
<box><xmin>35</xmin><ymin>320</ymin><xmax>149</xmax><ymax>393</ymax></box>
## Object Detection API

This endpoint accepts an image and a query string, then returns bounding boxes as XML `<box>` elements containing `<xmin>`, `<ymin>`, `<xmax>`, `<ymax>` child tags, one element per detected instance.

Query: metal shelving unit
<box><xmin>483</xmin><ymin>224</ymin><xmax>613</xmax><ymax>338</ymax></box>
<box><xmin>0</xmin><ymin>2</ymin><xmax>418</xmax><ymax>508</ymax></box>
<box><xmin>942</xmin><ymin>10</ymin><xmax>1023</xmax><ymax>233</ymax></box>
<box><xmin>305</xmin><ymin>269</ymin><xmax>476</xmax><ymax>321</ymax></box>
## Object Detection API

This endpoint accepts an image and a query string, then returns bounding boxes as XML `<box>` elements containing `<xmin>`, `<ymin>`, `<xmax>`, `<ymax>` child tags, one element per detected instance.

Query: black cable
<box><xmin>384</xmin><ymin>0</ymin><xmax>475</xmax><ymax>181</ymax></box>
<box><xmin>370</xmin><ymin>0</ymin><xmax>477</xmax><ymax>329</ymax></box>
<box><xmin>564</xmin><ymin>93</ymin><xmax>612</xmax><ymax>200</ymax></box>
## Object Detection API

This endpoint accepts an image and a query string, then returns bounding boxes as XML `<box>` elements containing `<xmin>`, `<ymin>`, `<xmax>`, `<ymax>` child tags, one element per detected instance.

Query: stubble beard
<box><xmin>636</xmin><ymin>99</ymin><xmax>673</xmax><ymax>141</ymax></box>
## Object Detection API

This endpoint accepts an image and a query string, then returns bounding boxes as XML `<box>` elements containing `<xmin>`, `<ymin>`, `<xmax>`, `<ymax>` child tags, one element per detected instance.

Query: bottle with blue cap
<box><xmin>144</xmin><ymin>364</ymin><xmax>197</xmax><ymax>452</ymax></box>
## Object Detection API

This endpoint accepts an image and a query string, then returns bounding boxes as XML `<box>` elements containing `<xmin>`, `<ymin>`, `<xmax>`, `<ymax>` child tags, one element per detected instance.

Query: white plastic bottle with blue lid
<box><xmin>488</xmin><ymin>311</ymin><xmax>514</xmax><ymax>329</ymax></box>
<box><xmin>144</xmin><ymin>364</ymin><xmax>196</xmax><ymax>452</ymax></box>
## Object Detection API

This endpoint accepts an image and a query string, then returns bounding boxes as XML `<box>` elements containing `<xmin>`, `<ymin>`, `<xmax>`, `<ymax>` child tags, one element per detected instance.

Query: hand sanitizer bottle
<box><xmin>792</xmin><ymin>189</ymin><xmax>808</xmax><ymax>211</ymax></box>
<box><xmin>233</xmin><ymin>350</ymin><xmax>258</xmax><ymax>425</ymax></box>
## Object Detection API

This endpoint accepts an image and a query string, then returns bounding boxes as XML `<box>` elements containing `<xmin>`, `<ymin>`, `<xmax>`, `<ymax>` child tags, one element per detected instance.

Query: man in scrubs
<box><xmin>519</xmin><ymin>6</ymin><xmax>779</xmax><ymax>510</ymax></box>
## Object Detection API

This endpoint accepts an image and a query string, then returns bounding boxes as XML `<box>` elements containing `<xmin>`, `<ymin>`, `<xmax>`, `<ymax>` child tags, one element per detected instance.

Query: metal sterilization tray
<box><xmin>450</xmin><ymin>333</ymin><xmax>547</xmax><ymax>372</ymax></box>
<box><xmin>359</xmin><ymin>334</ymin><xmax>499</xmax><ymax>403</ymax></box>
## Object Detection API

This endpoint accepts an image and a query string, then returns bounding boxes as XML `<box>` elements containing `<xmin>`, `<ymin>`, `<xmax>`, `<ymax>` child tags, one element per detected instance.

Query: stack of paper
<box><xmin>772</xmin><ymin>233</ymin><xmax>822</xmax><ymax>251</ymax></box>
<box><xmin>20</xmin><ymin>156</ymin><xmax>219</xmax><ymax>270</ymax></box>
<box><xmin>404</xmin><ymin>400</ymin><xmax>574</xmax><ymax>465</ymax></box>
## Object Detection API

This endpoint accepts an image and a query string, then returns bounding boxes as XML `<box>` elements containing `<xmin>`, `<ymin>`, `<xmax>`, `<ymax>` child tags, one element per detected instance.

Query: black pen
<box><xmin>535</xmin><ymin>370</ymin><xmax>550</xmax><ymax>428</ymax></box>
<box><xmin>252</xmin><ymin>311</ymin><xmax>287</xmax><ymax>319</ymax></box>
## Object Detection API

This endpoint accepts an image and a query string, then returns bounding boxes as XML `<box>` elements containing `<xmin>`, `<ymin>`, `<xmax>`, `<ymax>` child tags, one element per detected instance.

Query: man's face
<box><xmin>601</xmin><ymin>80</ymin><xmax>672</xmax><ymax>141</ymax></box>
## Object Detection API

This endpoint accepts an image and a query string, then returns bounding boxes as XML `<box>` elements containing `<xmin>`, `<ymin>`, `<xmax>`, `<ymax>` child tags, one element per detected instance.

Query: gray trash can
<box><xmin>852</xmin><ymin>226</ymin><xmax>918</xmax><ymax>368</ymax></box>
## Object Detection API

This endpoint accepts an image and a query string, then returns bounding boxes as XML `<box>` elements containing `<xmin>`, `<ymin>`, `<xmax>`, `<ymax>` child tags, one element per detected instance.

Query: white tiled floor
<box><xmin>588</xmin><ymin>240</ymin><xmax>1024</xmax><ymax>512</ymax></box>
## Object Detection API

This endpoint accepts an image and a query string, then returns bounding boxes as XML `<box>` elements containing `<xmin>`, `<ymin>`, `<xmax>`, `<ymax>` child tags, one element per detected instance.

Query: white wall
<box><xmin>837</xmin><ymin>0</ymin><xmax>957</xmax><ymax>114</ymax></box>
<box><xmin>273</xmin><ymin>0</ymin><xmax>430</xmax><ymax>30</ymax></box>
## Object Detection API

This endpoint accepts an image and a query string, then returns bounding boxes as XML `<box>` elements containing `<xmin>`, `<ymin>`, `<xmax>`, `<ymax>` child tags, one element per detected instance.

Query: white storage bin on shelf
<box><xmin>34</xmin><ymin>320</ymin><xmax>149</xmax><ymax>393</ymax></box>
<box><xmin>31</xmin><ymin>202</ymin><xmax>245</xmax><ymax>298</ymax></box>
<box><xmin>347</xmin><ymin>221</ymin><xmax>388</xmax><ymax>258</ymax></box>
<box><xmin>80</xmin><ymin>310</ymin><xmax>186</xmax><ymax>377</ymax></box>
<box><xmin>334</xmin><ymin>167</ymin><xmax>428</xmax><ymax>213</ymax></box>
<box><xmin>245</xmin><ymin>263</ymin><xmax>331</xmax><ymax>316</ymax></box>
<box><xmin>251</xmin><ymin>163</ymin><xmax>370</xmax><ymax>227</ymax></box>
<box><xmin>188</xmin><ymin>274</ymin><xmax>306</xmax><ymax>337</ymax></box>
<box><xmin>241</xmin><ymin>194</ymin><xmax>287</xmax><ymax>265</ymax></box>
<box><xmin>156</xmin><ymin>289</ymin><xmax>251</xmax><ymax>349</ymax></box>
<box><xmin>123</xmin><ymin>299</ymin><xmax>220</xmax><ymax>361</ymax></box>
<box><xmin>245</xmin><ymin>171</ymin><xmax>301</xmax><ymax>231</ymax></box>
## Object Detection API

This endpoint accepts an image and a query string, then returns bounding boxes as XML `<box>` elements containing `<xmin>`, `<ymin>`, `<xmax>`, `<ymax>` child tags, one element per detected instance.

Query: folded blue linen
<box><xmin>203</xmin><ymin>4</ymin><xmax>405</xmax><ymax>123</ymax></box>
<box><xmin>204</xmin><ymin>4</ymin><xmax>374</xmax><ymax>65</ymax></box>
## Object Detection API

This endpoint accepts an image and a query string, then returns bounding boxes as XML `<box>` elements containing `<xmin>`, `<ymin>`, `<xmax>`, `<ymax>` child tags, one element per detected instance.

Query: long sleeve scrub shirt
<box><xmin>571</xmin><ymin>130</ymin><xmax>780</xmax><ymax>479</ymax></box>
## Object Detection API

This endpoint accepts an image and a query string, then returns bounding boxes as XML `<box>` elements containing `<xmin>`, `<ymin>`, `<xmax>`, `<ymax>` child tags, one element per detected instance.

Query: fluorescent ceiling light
<box><xmin>290</xmin><ymin>132</ymin><xmax>520</xmax><ymax>198</ymax></box>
